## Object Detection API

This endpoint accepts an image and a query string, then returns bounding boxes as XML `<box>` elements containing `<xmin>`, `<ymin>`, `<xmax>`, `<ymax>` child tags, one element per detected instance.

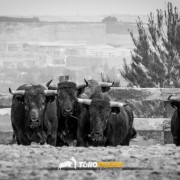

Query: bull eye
<box><xmin>24</xmin><ymin>103</ymin><xmax>29</xmax><ymax>110</ymax></box>
<box><xmin>43</xmin><ymin>103</ymin><xmax>46</xmax><ymax>109</ymax></box>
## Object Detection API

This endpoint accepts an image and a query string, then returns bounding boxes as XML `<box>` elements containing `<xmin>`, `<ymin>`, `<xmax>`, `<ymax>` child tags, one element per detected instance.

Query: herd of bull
<box><xmin>7</xmin><ymin>79</ymin><xmax>180</xmax><ymax>147</ymax></box>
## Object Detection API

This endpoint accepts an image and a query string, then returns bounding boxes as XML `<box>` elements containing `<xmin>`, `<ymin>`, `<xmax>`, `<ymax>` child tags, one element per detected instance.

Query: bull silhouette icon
<box><xmin>58</xmin><ymin>157</ymin><xmax>77</xmax><ymax>170</ymax></box>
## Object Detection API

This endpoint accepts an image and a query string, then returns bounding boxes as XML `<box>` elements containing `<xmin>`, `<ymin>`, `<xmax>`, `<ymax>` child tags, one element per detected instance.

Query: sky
<box><xmin>0</xmin><ymin>0</ymin><xmax>179</xmax><ymax>16</ymax></box>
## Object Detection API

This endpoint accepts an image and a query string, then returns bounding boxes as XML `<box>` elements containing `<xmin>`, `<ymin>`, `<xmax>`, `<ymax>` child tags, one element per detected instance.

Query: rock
<box><xmin>0</xmin><ymin>172</ymin><xmax>9</xmax><ymax>179</ymax></box>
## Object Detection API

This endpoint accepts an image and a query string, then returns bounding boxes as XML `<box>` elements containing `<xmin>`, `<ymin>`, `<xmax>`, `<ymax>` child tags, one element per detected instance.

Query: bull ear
<box><xmin>77</xmin><ymin>89</ymin><xmax>83</xmax><ymax>97</ymax></box>
<box><xmin>44</xmin><ymin>90</ymin><xmax>57</xmax><ymax>103</ymax></box>
<box><xmin>110</xmin><ymin>100</ymin><xmax>126</xmax><ymax>114</ymax></box>
<box><xmin>169</xmin><ymin>100</ymin><xmax>180</xmax><ymax>109</ymax></box>
<box><xmin>77</xmin><ymin>87</ymin><xmax>84</xmax><ymax>97</ymax></box>
<box><xmin>76</xmin><ymin>80</ymin><xmax>88</xmax><ymax>96</ymax></box>
<box><xmin>111</xmin><ymin>107</ymin><xmax>120</xmax><ymax>114</ymax></box>
<box><xmin>77</xmin><ymin>98</ymin><xmax>91</xmax><ymax>111</ymax></box>
<box><xmin>100</xmin><ymin>82</ymin><xmax>114</xmax><ymax>93</ymax></box>
<box><xmin>168</xmin><ymin>95</ymin><xmax>180</xmax><ymax>109</ymax></box>
<box><xmin>14</xmin><ymin>95</ymin><xmax>24</xmax><ymax>104</ymax></box>
<box><xmin>101</xmin><ymin>87</ymin><xmax>111</xmax><ymax>93</ymax></box>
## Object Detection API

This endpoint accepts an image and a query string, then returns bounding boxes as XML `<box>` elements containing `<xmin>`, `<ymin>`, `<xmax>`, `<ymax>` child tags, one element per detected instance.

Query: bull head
<box><xmin>46</xmin><ymin>80</ymin><xmax>80</xmax><ymax>117</ymax></box>
<box><xmin>9</xmin><ymin>87</ymin><xmax>57</xmax><ymax>129</ymax></box>
<box><xmin>77</xmin><ymin>98</ymin><xmax>127</xmax><ymax>146</ymax></box>
<box><xmin>79</xmin><ymin>79</ymin><xmax>114</xmax><ymax>99</ymax></box>
<box><xmin>168</xmin><ymin>95</ymin><xmax>180</xmax><ymax>110</ymax></box>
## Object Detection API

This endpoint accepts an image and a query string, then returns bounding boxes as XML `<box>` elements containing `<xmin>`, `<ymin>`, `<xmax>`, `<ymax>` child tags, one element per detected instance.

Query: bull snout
<box><xmin>63</xmin><ymin>108</ymin><xmax>73</xmax><ymax>116</ymax></box>
<box><xmin>91</xmin><ymin>132</ymin><xmax>103</xmax><ymax>141</ymax></box>
<box><xmin>88</xmin><ymin>132</ymin><xmax>106</xmax><ymax>146</ymax></box>
<box><xmin>30</xmin><ymin>118</ymin><xmax>40</xmax><ymax>128</ymax></box>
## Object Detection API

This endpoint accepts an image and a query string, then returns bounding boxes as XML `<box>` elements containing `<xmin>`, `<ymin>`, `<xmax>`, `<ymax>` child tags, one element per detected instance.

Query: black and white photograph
<box><xmin>0</xmin><ymin>0</ymin><xmax>180</xmax><ymax>179</ymax></box>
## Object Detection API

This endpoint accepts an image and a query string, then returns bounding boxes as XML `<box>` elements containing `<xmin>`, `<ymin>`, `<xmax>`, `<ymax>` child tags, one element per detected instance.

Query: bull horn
<box><xmin>77</xmin><ymin>98</ymin><xmax>91</xmax><ymax>105</ymax></box>
<box><xmin>99</xmin><ymin>82</ymin><xmax>114</xmax><ymax>87</ymax></box>
<box><xmin>47</xmin><ymin>85</ymin><xmax>58</xmax><ymax>90</ymax></box>
<box><xmin>46</xmin><ymin>79</ymin><xmax>53</xmax><ymax>88</ymax></box>
<box><xmin>110</xmin><ymin>101</ymin><xmax>127</xmax><ymax>107</ymax></box>
<box><xmin>168</xmin><ymin>95</ymin><xmax>180</xmax><ymax>101</ymax></box>
<box><xmin>46</xmin><ymin>80</ymin><xmax>58</xmax><ymax>90</ymax></box>
<box><xmin>84</xmin><ymin>79</ymin><xmax>88</xmax><ymax>86</ymax></box>
<box><xmin>76</xmin><ymin>79</ymin><xmax>89</xmax><ymax>89</ymax></box>
<box><xmin>76</xmin><ymin>82</ymin><xmax>87</xmax><ymax>89</ymax></box>
<box><xmin>9</xmin><ymin>88</ymin><xmax>25</xmax><ymax>95</ymax></box>
<box><xmin>44</xmin><ymin>90</ymin><xmax>57</xmax><ymax>95</ymax></box>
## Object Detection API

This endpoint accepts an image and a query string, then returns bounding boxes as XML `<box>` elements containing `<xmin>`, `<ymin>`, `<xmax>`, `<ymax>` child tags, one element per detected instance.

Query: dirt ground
<box><xmin>0</xmin><ymin>144</ymin><xmax>180</xmax><ymax>180</ymax></box>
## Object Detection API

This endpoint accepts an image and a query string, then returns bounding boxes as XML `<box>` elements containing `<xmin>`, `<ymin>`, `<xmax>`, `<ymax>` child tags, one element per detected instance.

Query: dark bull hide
<box><xmin>46</xmin><ymin>79</ymin><xmax>113</xmax><ymax>146</ymax></box>
<box><xmin>46</xmin><ymin>80</ymin><xmax>81</xmax><ymax>146</ymax></box>
<box><xmin>168</xmin><ymin>95</ymin><xmax>180</xmax><ymax>146</ymax></box>
<box><xmin>77</xmin><ymin>94</ymin><xmax>136</xmax><ymax>147</ymax></box>
<box><xmin>9</xmin><ymin>84</ymin><xmax>57</xmax><ymax>146</ymax></box>
<box><xmin>55</xmin><ymin>82</ymin><xmax>80</xmax><ymax>146</ymax></box>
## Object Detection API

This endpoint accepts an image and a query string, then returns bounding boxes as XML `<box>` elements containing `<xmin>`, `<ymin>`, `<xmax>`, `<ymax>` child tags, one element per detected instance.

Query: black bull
<box><xmin>9</xmin><ymin>84</ymin><xmax>58</xmax><ymax>146</ymax></box>
<box><xmin>168</xmin><ymin>95</ymin><xmax>180</xmax><ymax>146</ymax></box>
<box><xmin>77</xmin><ymin>94</ymin><xmax>137</xmax><ymax>147</ymax></box>
<box><xmin>46</xmin><ymin>79</ymin><xmax>114</xmax><ymax>146</ymax></box>
<box><xmin>55</xmin><ymin>82</ymin><xmax>79</xmax><ymax>146</ymax></box>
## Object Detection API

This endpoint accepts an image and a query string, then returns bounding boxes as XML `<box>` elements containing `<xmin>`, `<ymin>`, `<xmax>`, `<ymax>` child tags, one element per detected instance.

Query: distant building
<box><xmin>66</xmin><ymin>56</ymin><xmax>104</xmax><ymax>67</ymax></box>
<box><xmin>0</xmin><ymin>41</ymin><xmax>131</xmax><ymax>68</ymax></box>
<box><xmin>85</xmin><ymin>45</ymin><xmax>131</xmax><ymax>58</ymax></box>
<box><xmin>0</xmin><ymin>52</ymin><xmax>47</xmax><ymax>68</ymax></box>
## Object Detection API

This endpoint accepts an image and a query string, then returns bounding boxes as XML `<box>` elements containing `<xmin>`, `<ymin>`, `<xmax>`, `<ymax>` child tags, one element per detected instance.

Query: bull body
<box><xmin>46</xmin><ymin>79</ymin><xmax>114</xmax><ymax>146</ymax></box>
<box><xmin>77</xmin><ymin>92</ymin><xmax>136</xmax><ymax>147</ymax></box>
<box><xmin>10</xmin><ymin>84</ymin><xmax>57</xmax><ymax>146</ymax></box>
<box><xmin>55</xmin><ymin>82</ymin><xmax>79</xmax><ymax>146</ymax></box>
<box><xmin>168</xmin><ymin>96</ymin><xmax>180</xmax><ymax>146</ymax></box>
<box><xmin>171</xmin><ymin>110</ymin><xmax>180</xmax><ymax>145</ymax></box>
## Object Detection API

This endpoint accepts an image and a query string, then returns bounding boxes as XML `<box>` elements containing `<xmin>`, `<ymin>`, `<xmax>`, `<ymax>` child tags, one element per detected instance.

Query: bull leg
<box><xmin>11</xmin><ymin>123</ymin><xmax>21</xmax><ymax>145</ymax></box>
<box><xmin>56</xmin><ymin>133</ymin><xmax>68</xmax><ymax>146</ymax></box>
<box><xmin>121</xmin><ymin>133</ymin><xmax>132</xmax><ymax>146</ymax></box>
<box><xmin>173</xmin><ymin>137</ymin><xmax>180</xmax><ymax>146</ymax></box>
<box><xmin>17</xmin><ymin>131</ymin><xmax>31</xmax><ymax>145</ymax></box>
<box><xmin>47</xmin><ymin>132</ymin><xmax>57</xmax><ymax>146</ymax></box>
<box><xmin>131</xmin><ymin>128</ymin><xmax>137</xmax><ymax>139</ymax></box>
<box><xmin>37</xmin><ymin>131</ymin><xmax>47</xmax><ymax>145</ymax></box>
<box><xmin>11</xmin><ymin>122</ymin><xmax>30</xmax><ymax>145</ymax></box>
<box><xmin>77</xmin><ymin>130</ymin><xmax>88</xmax><ymax>147</ymax></box>
<box><xmin>121</xmin><ymin>128</ymin><xmax>137</xmax><ymax>146</ymax></box>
